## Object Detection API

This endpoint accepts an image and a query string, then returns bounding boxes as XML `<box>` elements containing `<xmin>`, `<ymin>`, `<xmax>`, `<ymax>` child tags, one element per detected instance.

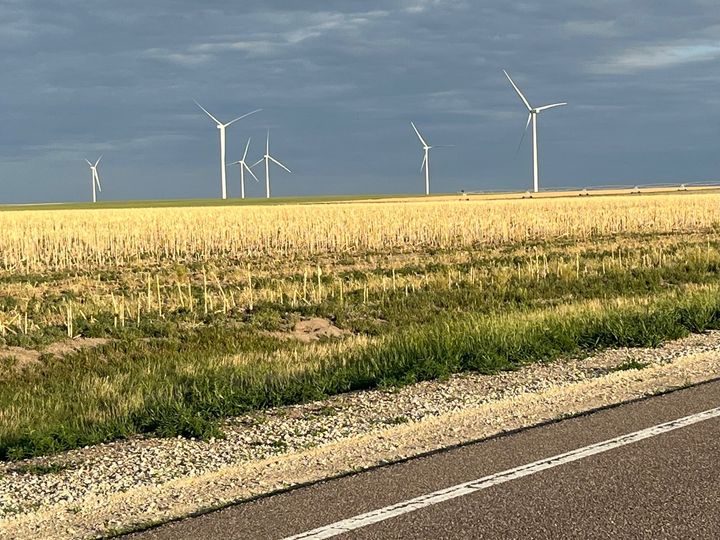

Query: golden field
<box><xmin>0</xmin><ymin>192</ymin><xmax>719</xmax><ymax>272</ymax></box>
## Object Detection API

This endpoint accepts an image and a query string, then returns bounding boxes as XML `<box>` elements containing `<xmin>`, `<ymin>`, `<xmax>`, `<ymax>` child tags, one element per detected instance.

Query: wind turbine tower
<box><xmin>85</xmin><ymin>156</ymin><xmax>103</xmax><ymax>203</ymax></box>
<box><xmin>194</xmin><ymin>100</ymin><xmax>261</xmax><ymax>200</ymax></box>
<box><xmin>503</xmin><ymin>70</ymin><xmax>567</xmax><ymax>193</ymax></box>
<box><xmin>228</xmin><ymin>138</ymin><xmax>259</xmax><ymax>199</ymax></box>
<box><xmin>410</xmin><ymin>122</ymin><xmax>453</xmax><ymax>195</ymax></box>
<box><xmin>251</xmin><ymin>130</ymin><xmax>291</xmax><ymax>198</ymax></box>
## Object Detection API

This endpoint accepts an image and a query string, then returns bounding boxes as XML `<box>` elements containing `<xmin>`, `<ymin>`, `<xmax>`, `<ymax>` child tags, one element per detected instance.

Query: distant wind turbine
<box><xmin>228</xmin><ymin>138</ymin><xmax>259</xmax><ymax>199</ymax></box>
<box><xmin>84</xmin><ymin>156</ymin><xmax>102</xmax><ymax>203</ymax></box>
<box><xmin>194</xmin><ymin>100</ymin><xmax>261</xmax><ymax>200</ymax></box>
<box><xmin>503</xmin><ymin>70</ymin><xmax>567</xmax><ymax>193</ymax></box>
<box><xmin>251</xmin><ymin>130</ymin><xmax>291</xmax><ymax>199</ymax></box>
<box><xmin>410</xmin><ymin>122</ymin><xmax>453</xmax><ymax>196</ymax></box>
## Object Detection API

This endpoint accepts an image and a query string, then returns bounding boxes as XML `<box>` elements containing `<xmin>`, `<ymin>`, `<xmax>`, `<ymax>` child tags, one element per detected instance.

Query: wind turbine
<box><xmin>410</xmin><ymin>122</ymin><xmax>453</xmax><ymax>196</ymax></box>
<box><xmin>194</xmin><ymin>100</ymin><xmax>261</xmax><ymax>200</ymax></box>
<box><xmin>228</xmin><ymin>138</ymin><xmax>259</xmax><ymax>199</ymax></box>
<box><xmin>85</xmin><ymin>156</ymin><xmax>102</xmax><ymax>203</ymax></box>
<box><xmin>503</xmin><ymin>70</ymin><xmax>567</xmax><ymax>193</ymax></box>
<box><xmin>251</xmin><ymin>130</ymin><xmax>291</xmax><ymax>199</ymax></box>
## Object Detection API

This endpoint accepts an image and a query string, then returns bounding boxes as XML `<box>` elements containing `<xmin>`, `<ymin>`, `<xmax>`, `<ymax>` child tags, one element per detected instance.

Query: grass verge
<box><xmin>1</xmin><ymin>285</ymin><xmax>719</xmax><ymax>460</ymax></box>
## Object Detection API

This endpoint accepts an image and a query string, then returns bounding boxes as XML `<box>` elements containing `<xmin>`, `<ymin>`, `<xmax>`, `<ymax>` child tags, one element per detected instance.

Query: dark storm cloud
<box><xmin>1</xmin><ymin>1</ymin><xmax>719</xmax><ymax>202</ymax></box>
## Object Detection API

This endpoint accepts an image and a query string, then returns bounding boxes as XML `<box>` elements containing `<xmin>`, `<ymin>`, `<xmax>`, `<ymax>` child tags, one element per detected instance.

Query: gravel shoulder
<box><xmin>2</xmin><ymin>333</ymin><xmax>720</xmax><ymax>539</ymax></box>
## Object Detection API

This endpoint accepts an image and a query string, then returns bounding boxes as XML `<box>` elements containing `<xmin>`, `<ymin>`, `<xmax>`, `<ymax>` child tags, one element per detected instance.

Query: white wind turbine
<box><xmin>251</xmin><ymin>130</ymin><xmax>291</xmax><ymax>199</ymax></box>
<box><xmin>228</xmin><ymin>138</ymin><xmax>259</xmax><ymax>199</ymax></box>
<box><xmin>411</xmin><ymin>122</ymin><xmax>453</xmax><ymax>196</ymax></box>
<box><xmin>85</xmin><ymin>156</ymin><xmax>102</xmax><ymax>203</ymax></box>
<box><xmin>194</xmin><ymin>100</ymin><xmax>261</xmax><ymax>200</ymax></box>
<box><xmin>503</xmin><ymin>70</ymin><xmax>567</xmax><ymax>193</ymax></box>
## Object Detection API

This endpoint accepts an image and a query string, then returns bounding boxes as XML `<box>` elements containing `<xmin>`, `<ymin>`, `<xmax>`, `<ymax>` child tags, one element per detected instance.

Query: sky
<box><xmin>1</xmin><ymin>0</ymin><xmax>720</xmax><ymax>203</ymax></box>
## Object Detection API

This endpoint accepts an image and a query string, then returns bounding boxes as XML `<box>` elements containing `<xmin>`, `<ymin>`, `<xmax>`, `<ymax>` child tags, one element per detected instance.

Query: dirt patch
<box><xmin>0</xmin><ymin>338</ymin><xmax>110</xmax><ymax>378</ymax></box>
<box><xmin>0</xmin><ymin>347</ymin><xmax>42</xmax><ymax>376</ymax></box>
<box><xmin>271</xmin><ymin>318</ymin><xmax>350</xmax><ymax>343</ymax></box>
<box><xmin>44</xmin><ymin>338</ymin><xmax>109</xmax><ymax>356</ymax></box>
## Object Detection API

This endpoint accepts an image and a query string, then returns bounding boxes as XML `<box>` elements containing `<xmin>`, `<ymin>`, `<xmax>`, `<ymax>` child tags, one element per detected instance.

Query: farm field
<box><xmin>1</xmin><ymin>184</ymin><xmax>717</xmax><ymax>212</ymax></box>
<box><xmin>1</xmin><ymin>192</ymin><xmax>720</xmax><ymax>460</ymax></box>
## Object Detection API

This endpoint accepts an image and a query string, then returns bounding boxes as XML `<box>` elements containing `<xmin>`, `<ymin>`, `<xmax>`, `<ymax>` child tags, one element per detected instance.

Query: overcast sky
<box><xmin>1</xmin><ymin>1</ymin><xmax>719</xmax><ymax>203</ymax></box>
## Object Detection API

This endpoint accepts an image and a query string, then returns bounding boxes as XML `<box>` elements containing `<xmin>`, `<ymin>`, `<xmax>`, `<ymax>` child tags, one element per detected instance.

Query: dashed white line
<box><xmin>283</xmin><ymin>406</ymin><xmax>720</xmax><ymax>539</ymax></box>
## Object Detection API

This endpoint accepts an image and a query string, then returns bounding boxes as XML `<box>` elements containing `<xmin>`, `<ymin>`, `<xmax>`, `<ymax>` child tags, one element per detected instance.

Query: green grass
<box><xmin>0</xmin><ymin>193</ymin><xmax>423</xmax><ymax>212</ymax></box>
<box><xmin>609</xmin><ymin>360</ymin><xmax>651</xmax><ymax>372</ymax></box>
<box><xmin>2</xmin><ymin>284</ymin><xmax>720</xmax><ymax>460</ymax></box>
<box><xmin>9</xmin><ymin>462</ymin><xmax>71</xmax><ymax>475</ymax></box>
<box><xmin>384</xmin><ymin>415</ymin><xmax>410</xmax><ymax>425</ymax></box>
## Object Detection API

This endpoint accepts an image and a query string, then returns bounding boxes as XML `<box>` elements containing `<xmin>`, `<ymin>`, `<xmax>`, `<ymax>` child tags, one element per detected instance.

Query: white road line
<box><xmin>283</xmin><ymin>406</ymin><xmax>720</xmax><ymax>540</ymax></box>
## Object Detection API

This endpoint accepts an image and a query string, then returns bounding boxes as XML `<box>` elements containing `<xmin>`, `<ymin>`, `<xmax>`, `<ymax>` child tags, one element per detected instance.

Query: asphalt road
<box><xmin>129</xmin><ymin>379</ymin><xmax>720</xmax><ymax>540</ymax></box>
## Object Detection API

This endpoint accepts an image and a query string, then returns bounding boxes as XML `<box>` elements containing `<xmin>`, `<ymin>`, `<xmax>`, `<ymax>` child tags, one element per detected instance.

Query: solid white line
<box><xmin>283</xmin><ymin>406</ymin><xmax>720</xmax><ymax>539</ymax></box>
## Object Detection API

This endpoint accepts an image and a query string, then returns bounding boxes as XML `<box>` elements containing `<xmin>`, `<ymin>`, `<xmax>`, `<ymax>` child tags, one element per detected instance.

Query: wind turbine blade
<box><xmin>269</xmin><ymin>155</ymin><xmax>291</xmax><ymax>173</ymax></box>
<box><xmin>503</xmin><ymin>70</ymin><xmax>532</xmax><ymax>111</ymax></box>
<box><xmin>266</xmin><ymin>130</ymin><xmax>270</xmax><ymax>153</ymax></box>
<box><xmin>95</xmin><ymin>172</ymin><xmax>102</xmax><ymax>192</ymax></box>
<box><xmin>421</xmin><ymin>153</ymin><xmax>427</xmax><ymax>172</ymax></box>
<box><xmin>224</xmin><ymin>109</ymin><xmax>262</xmax><ymax>128</ymax></box>
<box><xmin>515</xmin><ymin>113</ymin><xmax>532</xmax><ymax>155</ymax></box>
<box><xmin>85</xmin><ymin>159</ymin><xmax>93</xmax><ymax>166</ymax></box>
<box><xmin>535</xmin><ymin>102</ymin><xmax>568</xmax><ymax>112</ymax></box>
<box><xmin>193</xmin><ymin>99</ymin><xmax>222</xmax><ymax>125</ymax></box>
<box><xmin>95</xmin><ymin>155</ymin><xmax>103</xmax><ymax>167</ymax></box>
<box><xmin>250</xmin><ymin>158</ymin><xmax>264</xmax><ymax>169</ymax></box>
<box><xmin>433</xmin><ymin>145</ymin><xmax>455</xmax><ymax>148</ymax></box>
<box><xmin>245</xmin><ymin>163</ymin><xmax>260</xmax><ymax>182</ymax></box>
<box><xmin>228</xmin><ymin>161</ymin><xmax>241</xmax><ymax>165</ymax></box>
<box><xmin>410</xmin><ymin>122</ymin><xmax>428</xmax><ymax>147</ymax></box>
<box><xmin>242</xmin><ymin>138</ymin><xmax>251</xmax><ymax>161</ymax></box>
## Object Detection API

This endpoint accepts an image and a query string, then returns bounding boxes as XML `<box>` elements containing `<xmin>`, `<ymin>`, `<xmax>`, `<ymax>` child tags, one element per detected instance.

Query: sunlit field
<box><xmin>1</xmin><ymin>192</ymin><xmax>718</xmax><ymax>272</ymax></box>
<box><xmin>1</xmin><ymin>191</ymin><xmax>720</xmax><ymax>459</ymax></box>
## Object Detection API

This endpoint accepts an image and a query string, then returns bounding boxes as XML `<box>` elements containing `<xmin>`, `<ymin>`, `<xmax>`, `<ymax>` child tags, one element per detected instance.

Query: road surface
<box><xmin>129</xmin><ymin>379</ymin><xmax>720</xmax><ymax>539</ymax></box>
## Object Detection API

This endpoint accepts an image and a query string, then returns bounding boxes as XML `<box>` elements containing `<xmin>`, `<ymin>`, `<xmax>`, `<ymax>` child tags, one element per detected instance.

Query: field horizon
<box><xmin>2</xmin><ymin>183</ymin><xmax>719</xmax><ymax>212</ymax></box>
